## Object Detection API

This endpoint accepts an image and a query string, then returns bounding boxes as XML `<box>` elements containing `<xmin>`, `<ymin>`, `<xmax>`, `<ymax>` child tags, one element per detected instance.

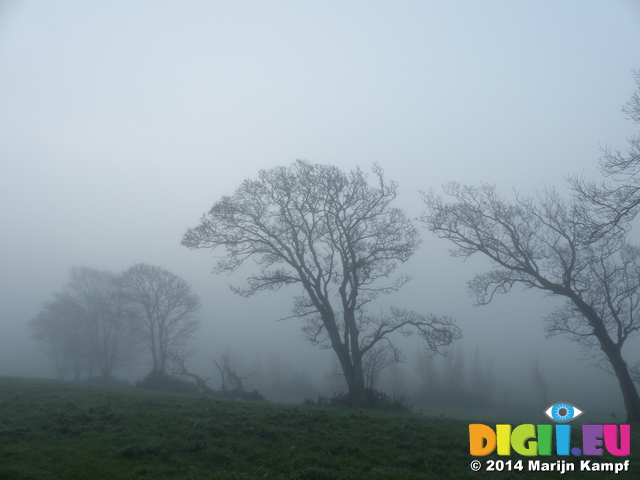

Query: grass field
<box><xmin>0</xmin><ymin>376</ymin><xmax>636</xmax><ymax>479</ymax></box>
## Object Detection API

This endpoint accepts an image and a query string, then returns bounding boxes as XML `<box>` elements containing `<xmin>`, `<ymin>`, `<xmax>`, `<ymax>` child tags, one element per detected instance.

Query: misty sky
<box><xmin>2</xmin><ymin>1</ymin><xmax>640</xmax><ymax>411</ymax></box>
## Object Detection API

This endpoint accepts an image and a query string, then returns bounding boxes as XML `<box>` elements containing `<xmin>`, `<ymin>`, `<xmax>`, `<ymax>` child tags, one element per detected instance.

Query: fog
<box><xmin>2</xmin><ymin>1</ymin><xmax>640</xmax><ymax>415</ymax></box>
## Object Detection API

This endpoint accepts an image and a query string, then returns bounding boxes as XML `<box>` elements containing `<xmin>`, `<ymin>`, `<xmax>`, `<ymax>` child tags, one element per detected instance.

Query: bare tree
<box><xmin>422</xmin><ymin>183</ymin><xmax>640</xmax><ymax>422</ymax></box>
<box><xmin>530</xmin><ymin>356</ymin><xmax>549</xmax><ymax>408</ymax></box>
<box><xmin>415</xmin><ymin>351</ymin><xmax>441</xmax><ymax>396</ymax></box>
<box><xmin>30</xmin><ymin>293</ymin><xmax>90</xmax><ymax>380</ymax></box>
<box><xmin>119</xmin><ymin>263</ymin><xmax>201</xmax><ymax>374</ymax></box>
<box><xmin>183</xmin><ymin>160</ymin><xmax>460</xmax><ymax>407</ymax></box>
<box><xmin>68</xmin><ymin>266</ymin><xmax>140</xmax><ymax>378</ymax></box>
<box><xmin>363</xmin><ymin>344</ymin><xmax>396</xmax><ymax>391</ymax></box>
<box><xmin>30</xmin><ymin>266</ymin><xmax>139</xmax><ymax>379</ymax></box>
<box><xmin>470</xmin><ymin>348</ymin><xmax>494</xmax><ymax>406</ymax></box>
<box><xmin>443</xmin><ymin>345</ymin><xmax>465</xmax><ymax>395</ymax></box>
<box><xmin>212</xmin><ymin>354</ymin><xmax>256</xmax><ymax>393</ymax></box>
<box><xmin>570</xmin><ymin>70</ymin><xmax>640</xmax><ymax>235</ymax></box>
<box><xmin>170</xmin><ymin>351</ymin><xmax>216</xmax><ymax>395</ymax></box>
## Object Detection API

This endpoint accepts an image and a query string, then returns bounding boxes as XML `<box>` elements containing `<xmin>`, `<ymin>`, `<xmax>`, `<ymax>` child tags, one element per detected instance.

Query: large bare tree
<box><xmin>422</xmin><ymin>183</ymin><xmax>640</xmax><ymax>422</ymax></box>
<box><xmin>182</xmin><ymin>160</ymin><xmax>460</xmax><ymax>407</ymax></box>
<box><xmin>119</xmin><ymin>263</ymin><xmax>201</xmax><ymax>374</ymax></box>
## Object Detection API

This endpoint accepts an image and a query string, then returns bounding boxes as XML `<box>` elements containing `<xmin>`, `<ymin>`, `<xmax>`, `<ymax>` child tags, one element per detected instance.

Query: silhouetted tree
<box><xmin>30</xmin><ymin>293</ymin><xmax>89</xmax><ymax>380</ymax></box>
<box><xmin>30</xmin><ymin>266</ymin><xmax>139</xmax><ymax>379</ymax></box>
<box><xmin>212</xmin><ymin>354</ymin><xmax>256</xmax><ymax>393</ymax></box>
<box><xmin>183</xmin><ymin>161</ymin><xmax>460</xmax><ymax>407</ymax></box>
<box><xmin>443</xmin><ymin>345</ymin><xmax>465</xmax><ymax>396</ymax></box>
<box><xmin>69</xmin><ymin>266</ymin><xmax>141</xmax><ymax>377</ymax></box>
<box><xmin>470</xmin><ymin>348</ymin><xmax>494</xmax><ymax>406</ymax></box>
<box><xmin>530</xmin><ymin>356</ymin><xmax>549</xmax><ymax>408</ymax></box>
<box><xmin>169</xmin><ymin>350</ymin><xmax>217</xmax><ymax>395</ymax></box>
<box><xmin>422</xmin><ymin>184</ymin><xmax>640</xmax><ymax>422</ymax></box>
<box><xmin>363</xmin><ymin>344</ymin><xmax>395</xmax><ymax>391</ymax></box>
<box><xmin>414</xmin><ymin>347</ymin><xmax>493</xmax><ymax>407</ymax></box>
<box><xmin>119</xmin><ymin>263</ymin><xmax>201</xmax><ymax>374</ymax></box>
<box><xmin>570</xmin><ymin>70</ymin><xmax>640</xmax><ymax>236</ymax></box>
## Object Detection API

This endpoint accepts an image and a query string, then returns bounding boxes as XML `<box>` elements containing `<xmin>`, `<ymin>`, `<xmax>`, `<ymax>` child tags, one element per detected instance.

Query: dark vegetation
<box><xmin>303</xmin><ymin>389</ymin><xmax>412</xmax><ymax>411</ymax></box>
<box><xmin>2</xmin><ymin>376</ymin><xmax>637</xmax><ymax>480</ymax></box>
<box><xmin>136</xmin><ymin>370</ymin><xmax>265</xmax><ymax>401</ymax></box>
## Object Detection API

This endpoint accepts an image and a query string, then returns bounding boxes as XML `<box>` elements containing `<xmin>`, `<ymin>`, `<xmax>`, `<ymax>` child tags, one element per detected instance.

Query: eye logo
<box><xmin>544</xmin><ymin>402</ymin><xmax>584</xmax><ymax>423</ymax></box>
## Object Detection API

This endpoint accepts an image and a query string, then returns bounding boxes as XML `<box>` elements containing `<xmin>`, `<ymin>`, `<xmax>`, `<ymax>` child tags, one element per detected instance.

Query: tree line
<box><xmin>182</xmin><ymin>71</ymin><xmax>640</xmax><ymax>416</ymax></box>
<box><xmin>30</xmin><ymin>264</ymin><xmax>200</xmax><ymax>381</ymax></box>
<box><xmin>32</xmin><ymin>71</ymin><xmax>640</xmax><ymax>419</ymax></box>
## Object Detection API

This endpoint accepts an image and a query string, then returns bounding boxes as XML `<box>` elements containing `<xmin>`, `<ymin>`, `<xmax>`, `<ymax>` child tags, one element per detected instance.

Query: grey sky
<box><xmin>1</xmin><ymin>1</ymin><xmax>640</xmax><ymax>410</ymax></box>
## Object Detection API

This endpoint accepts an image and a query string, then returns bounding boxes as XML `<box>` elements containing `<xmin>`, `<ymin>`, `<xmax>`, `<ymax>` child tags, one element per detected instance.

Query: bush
<box><xmin>303</xmin><ymin>389</ymin><xmax>411</xmax><ymax>411</ymax></box>
<box><xmin>135</xmin><ymin>370</ymin><xmax>200</xmax><ymax>394</ymax></box>
<box><xmin>82</xmin><ymin>376</ymin><xmax>131</xmax><ymax>388</ymax></box>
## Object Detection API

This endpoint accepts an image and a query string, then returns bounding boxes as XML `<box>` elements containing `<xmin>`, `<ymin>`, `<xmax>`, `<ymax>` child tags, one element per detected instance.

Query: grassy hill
<box><xmin>0</xmin><ymin>376</ymin><xmax>636</xmax><ymax>479</ymax></box>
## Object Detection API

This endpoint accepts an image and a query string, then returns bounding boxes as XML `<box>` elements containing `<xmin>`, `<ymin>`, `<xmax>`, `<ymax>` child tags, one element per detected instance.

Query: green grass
<box><xmin>0</xmin><ymin>376</ymin><xmax>637</xmax><ymax>479</ymax></box>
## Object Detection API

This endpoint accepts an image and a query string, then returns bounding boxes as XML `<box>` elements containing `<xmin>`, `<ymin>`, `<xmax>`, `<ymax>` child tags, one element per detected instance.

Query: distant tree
<box><xmin>570</xmin><ymin>70</ymin><xmax>640</xmax><ymax>236</ymax></box>
<box><xmin>68</xmin><ymin>266</ymin><xmax>141</xmax><ymax>378</ymax></box>
<box><xmin>30</xmin><ymin>266</ymin><xmax>139</xmax><ymax>379</ymax></box>
<box><xmin>442</xmin><ymin>345</ymin><xmax>465</xmax><ymax>396</ymax></box>
<box><xmin>415</xmin><ymin>351</ymin><xmax>441</xmax><ymax>396</ymax></box>
<box><xmin>169</xmin><ymin>350</ymin><xmax>216</xmax><ymax>395</ymax></box>
<box><xmin>182</xmin><ymin>160</ymin><xmax>460</xmax><ymax>407</ymax></box>
<box><xmin>530</xmin><ymin>356</ymin><xmax>549</xmax><ymax>408</ymax></box>
<box><xmin>212</xmin><ymin>354</ymin><xmax>257</xmax><ymax>393</ymax></box>
<box><xmin>422</xmin><ymin>184</ymin><xmax>640</xmax><ymax>422</ymax></box>
<box><xmin>118</xmin><ymin>263</ymin><xmax>201</xmax><ymax>374</ymax></box>
<box><xmin>469</xmin><ymin>348</ymin><xmax>494</xmax><ymax>406</ymax></box>
<box><xmin>30</xmin><ymin>293</ymin><xmax>89</xmax><ymax>380</ymax></box>
<box><xmin>414</xmin><ymin>347</ymin><xmax>493</xmax><ymax>407</ymax></box>
<box><xmin>363</xmin><ymin>344</ymin><xmax>395</xmax><ymax>391</ymax></box>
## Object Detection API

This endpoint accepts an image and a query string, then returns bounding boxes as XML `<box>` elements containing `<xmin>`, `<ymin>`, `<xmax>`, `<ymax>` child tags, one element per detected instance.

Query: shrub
<box><xmin>135</xmin><ymin>370</ymin><xmax>200</xmax><ymax>394</ymax></box>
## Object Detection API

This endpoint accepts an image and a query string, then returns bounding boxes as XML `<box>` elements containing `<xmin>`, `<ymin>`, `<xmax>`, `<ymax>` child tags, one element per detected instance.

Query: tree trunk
<box><xmin>321</xmin><ymin>308</ymin><xmax>370</xmax><ymax>407</ymax></box>
<box><xmin>344</xmin><ymin>306</ymin><xmax>370</xmax><ymax>407</ymax></box>
<box><xmin>603</xmin><ymin>345</ymin><xmax>640</xmax><ymax>423</ymax></box>
<box><xmin>571</xmin><ymin>294</ymin><xmax>640</xmax><ymax>423</ymax></box>
<box><xmin>350</xmin><ymin>368</ymin><xmax>369</xmax><ymax>407</ymax></box>
<box><xmin>329</xmin><ymin>339</ymin><xmax>369</xmax><ymax>407</ymax></box>
<box><xmin>331</xmin><ymin>342</ymin><xmax>369</xmax><ymax>407</ymax></box>
<box><xmin>150</xmin><ymin>327</ymin><xmax>159</xmax><ymax>372</ymax></box>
